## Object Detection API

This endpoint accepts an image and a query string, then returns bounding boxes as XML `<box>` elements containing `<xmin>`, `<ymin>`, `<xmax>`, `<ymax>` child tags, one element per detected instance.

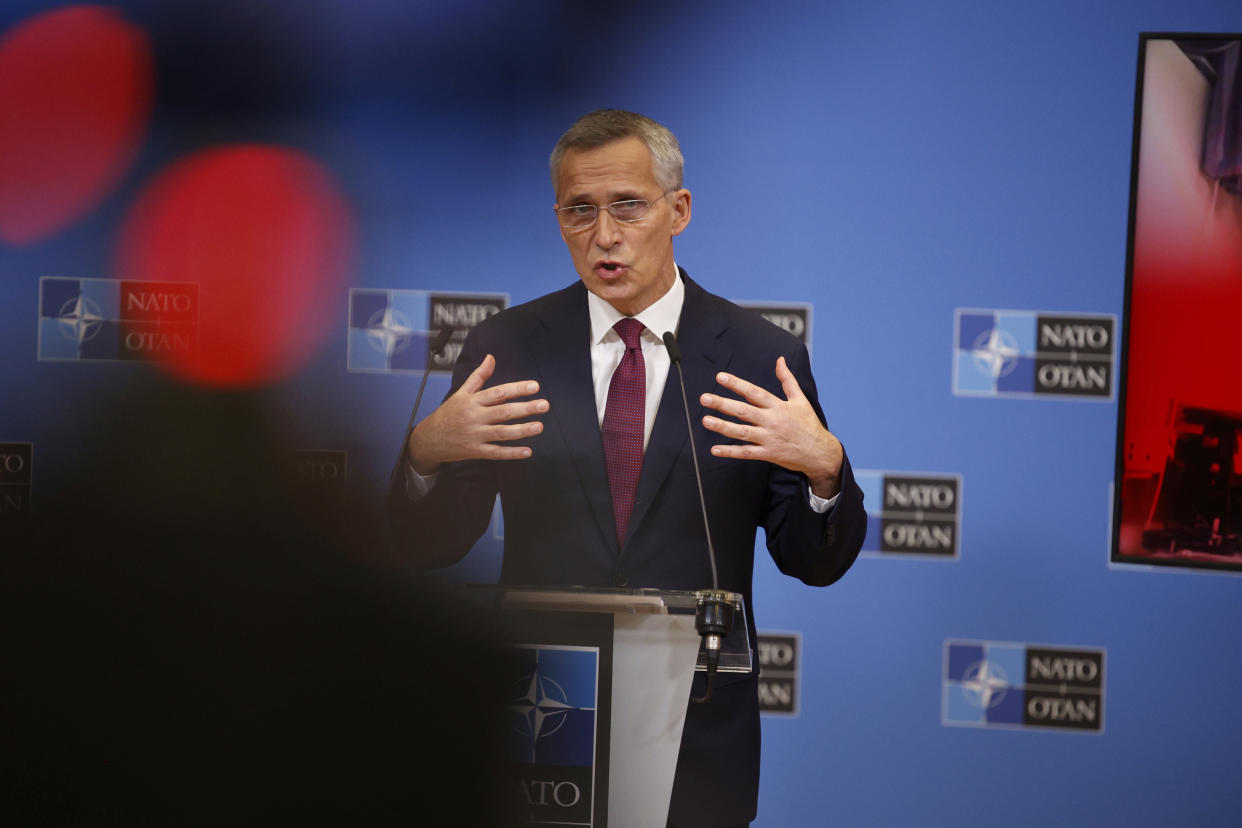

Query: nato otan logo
<box><xmin>282</xmin><ymin>450</ymin><xmax>347</xmax><ymax>494</ymax></box>
<box><xmin>38</xmin><ymin>277</ymin><xmax>198</xmax><ymax>362</ymax></box>
<box><xmin>943</xmin><ymin>640</ymin><xmax>1105</xmax><ymax>732</ymax></box>
<box><xmin>954</xmin><ymin>309</ymin><xmax>1115</xmax><ymax>399</ymax></box>
<box><xmin>0</xmin><ymin>442</ymin><xmax>32</xmax><ymax>518</ymax></box>
<box><xmin>757</xmin><ymin>631</ymin><xmax>800</xmax><ymax>716</ymax></box>
<box><xmin>347</xmin><ymin>289</ymin><xmax>507</xmax><ymax>374</ymax></box>
<box><xmin>858</xmin><ymin>471</ymin><xmax>961</xmax><ymax>558</ymax></box>
<box><xmin>736</xmin><ymin>301</ymin><xmax>813</xmax><ymax>348</ymax></box>
<box><xmin>508</xmin><ymin>645</ymin><xmax>599</xmax><ymax>825</ymax></box>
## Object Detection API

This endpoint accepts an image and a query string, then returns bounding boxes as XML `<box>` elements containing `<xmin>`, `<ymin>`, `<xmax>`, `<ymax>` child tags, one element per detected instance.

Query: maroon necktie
<box><xmin>602</xmin><ymin>318</ymin><xmax>646</xmax><ymax>545</ymax></box>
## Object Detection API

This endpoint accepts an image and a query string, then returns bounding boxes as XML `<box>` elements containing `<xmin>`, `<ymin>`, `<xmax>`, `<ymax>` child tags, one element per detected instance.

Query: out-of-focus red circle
<box><xmin>116</xmin><ymin>145</ymin><xmax>354</xmax><ymax>387</ymax></box>
<box><xmin>0</xmin><ymin>5</ymin><xmax>152</xmax><ymax>245</ymax></box>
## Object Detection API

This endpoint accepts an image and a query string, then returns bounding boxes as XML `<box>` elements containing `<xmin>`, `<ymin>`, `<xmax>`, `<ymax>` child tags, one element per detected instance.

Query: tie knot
<box><xmin>613</xmin><ymin>318</ymin><xmax>644</xmax><ymax>350</ymax></box>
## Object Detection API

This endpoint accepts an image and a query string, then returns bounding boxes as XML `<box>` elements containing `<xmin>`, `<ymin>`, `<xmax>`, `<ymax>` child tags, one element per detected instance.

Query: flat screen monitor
<box><xmin>1113</xmin><ymin>33</ymin><xmax>1242</xmax><ymax>572</ymax></box>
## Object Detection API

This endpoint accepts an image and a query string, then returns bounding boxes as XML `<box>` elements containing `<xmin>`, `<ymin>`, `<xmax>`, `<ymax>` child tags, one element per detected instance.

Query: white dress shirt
<box><xmin>585</xmin><ymin>266</ymin><xmax>683</xmax><ymax>450</ymax></box>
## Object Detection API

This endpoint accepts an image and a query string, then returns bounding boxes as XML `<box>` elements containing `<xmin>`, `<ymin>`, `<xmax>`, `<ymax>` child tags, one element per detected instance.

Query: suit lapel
<box><xmin>625</xmin><ymin>274</ymin><xmax>733</xmax><ymax>549</ymax></box>
<box><xmin>529</xmin><ymin>285</ymin><xmax>619</xmax><ymax>557</ymax></box>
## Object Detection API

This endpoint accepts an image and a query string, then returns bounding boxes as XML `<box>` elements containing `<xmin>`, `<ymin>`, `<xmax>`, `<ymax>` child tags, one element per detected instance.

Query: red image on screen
<box><xmin>1115</xmin><ymin>36</ymin><xmax>1242</xmax><ymax>571</ymax></box>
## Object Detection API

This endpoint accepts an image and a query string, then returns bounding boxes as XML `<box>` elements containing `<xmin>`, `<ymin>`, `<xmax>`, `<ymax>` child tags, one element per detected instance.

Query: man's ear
<box><xmin>670</xmin><ymin>188</ymin><xmax>692</xmax><ymax>236</ymax></box>
<box><xmin>553</xmin><ymin>203</ymin><xmax>569</xmax><ymax>244</ymax></box>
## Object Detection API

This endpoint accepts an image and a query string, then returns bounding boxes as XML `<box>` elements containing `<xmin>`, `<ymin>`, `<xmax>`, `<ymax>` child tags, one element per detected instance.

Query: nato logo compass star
<box><xmin>56</xmin><ymin>295</ymin><xmax>104</xmax><ymax>346</ymax></box>
<box><xmin>509</xmin><ymin>666</ymin><xmax>577</xmax><ymax>762</ymax></box>
<box><xmin>364</xmin><ymin>306</ymin><xmax>414</xmax><ymax>358</ymax></box>
<box><xmin>971</xmin><ymin>327</ymin><xmax>1020</xmax><ymax>380</ymax></box>
<box><xmin>961</xmin><ymin>659</ymin><xmax>1009</xmax><ymax>709</ymax></box>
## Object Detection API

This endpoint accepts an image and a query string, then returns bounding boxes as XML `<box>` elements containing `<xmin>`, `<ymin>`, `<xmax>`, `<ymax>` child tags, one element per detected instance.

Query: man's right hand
<box><xmin>406</xmin><ymin>354</ymin><xmax>548</xmax><ymax>476</ymax></box>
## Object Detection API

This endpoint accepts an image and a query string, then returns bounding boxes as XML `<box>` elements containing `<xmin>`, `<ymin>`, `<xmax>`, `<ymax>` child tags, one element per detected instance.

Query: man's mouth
<box><xmin>595</xmin><ymin>260</ymin><xmax>627</xmax><ymax>279</ymax></box>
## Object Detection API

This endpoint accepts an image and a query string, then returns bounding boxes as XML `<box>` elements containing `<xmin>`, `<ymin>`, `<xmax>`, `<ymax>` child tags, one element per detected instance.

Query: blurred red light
<box><xmin>0</xmin><ymin>5</ymin><xmax>153</xmax><ymax>245</ymax></box>
<box><xmin>116</xmin><ymin>145</ymin><xmax>354</xmax><ymax>387</ymax></box>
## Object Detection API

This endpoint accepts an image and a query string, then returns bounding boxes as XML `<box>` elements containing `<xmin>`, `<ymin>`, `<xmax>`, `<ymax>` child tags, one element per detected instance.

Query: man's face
<box><xmin>554</xmin><ymin>136</ymin><xmax>691</xmax><ymax>317</ymax></box>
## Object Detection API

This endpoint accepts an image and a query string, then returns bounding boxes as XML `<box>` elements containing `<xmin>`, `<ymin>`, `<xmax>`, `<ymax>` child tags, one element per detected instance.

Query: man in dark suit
<box><xmin>389</xmin><ymin>109</ymin><xmax>866</xmax><ymax>826</ymax></box>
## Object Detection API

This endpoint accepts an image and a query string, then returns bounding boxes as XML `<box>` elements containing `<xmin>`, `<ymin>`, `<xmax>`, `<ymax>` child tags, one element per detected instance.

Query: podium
<box><xmin>463</xmin><ymin>585</ymin><xmax>751</xmax><ymax>827</ymax></box>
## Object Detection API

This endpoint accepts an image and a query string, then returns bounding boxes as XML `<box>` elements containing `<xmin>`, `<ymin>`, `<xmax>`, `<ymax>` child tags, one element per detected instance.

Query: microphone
<box><xmin>663</xmin><ymin>331</ymin><xmax>736</xmax><ymax>704</ymax></box>
<box><xmin>390</xmin><ymin>326</ymin><xmax>455</xmax><ymax>484</ymax></box>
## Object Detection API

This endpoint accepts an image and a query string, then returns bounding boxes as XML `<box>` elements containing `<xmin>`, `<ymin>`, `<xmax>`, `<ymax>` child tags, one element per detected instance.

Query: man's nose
<box><xmin>592</xmin><ymin>209</ymin><xmax>623</xmax><ymax>249</ymax></box>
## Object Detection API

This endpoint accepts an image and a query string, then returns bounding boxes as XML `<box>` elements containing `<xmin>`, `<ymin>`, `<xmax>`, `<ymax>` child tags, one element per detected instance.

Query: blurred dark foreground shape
<box><xmin>1</xmin><ymin>377</ymin><xmax>510</xmax><ymax>825</ymax></box>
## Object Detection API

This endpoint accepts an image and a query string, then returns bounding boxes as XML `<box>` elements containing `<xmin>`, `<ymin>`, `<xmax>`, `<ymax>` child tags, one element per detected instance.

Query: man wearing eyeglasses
<box><xmin>390</xmin><ymin>109</ymin><xmax>866</xmax><ymax>827</ymax></box>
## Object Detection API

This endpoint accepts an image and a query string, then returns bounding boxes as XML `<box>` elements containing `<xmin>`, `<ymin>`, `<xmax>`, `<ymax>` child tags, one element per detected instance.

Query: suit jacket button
<box><xmin>614</xmin><ymin>573</ymin><xmax>628</xmax><ymax>588</ymax></box>
<box><xmin>823</xmin><ymin>525</ymin><xmax>837</xmax><ymax>547</ymax></box>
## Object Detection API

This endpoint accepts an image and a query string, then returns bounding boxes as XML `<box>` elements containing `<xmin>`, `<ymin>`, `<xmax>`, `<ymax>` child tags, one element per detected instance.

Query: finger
<box><xmin>700</xmin><ymin>392</ymin><xmax>762</xmax><ymax>424</ymax></box>
<box><xmin>774</xmin><ymin>356</ymin><xmax>805</xmax><ymax>402</ymax></box>
<box><xmin>482</xmin><ymin>398</ymin><xmax>550</xmax><ymax>424</ymax></box>
<box><xmin>481</xmin><ymin>444</ymin><xmax>534</xmax><ymax>461</ymax></box>
<box><xmin>709</xmin><ymin>443</ymin><xmax>766</xmax><ymax>460</ymax></box>
<box><xmin>478</xmin><ymin>378</ymin><xmax>541</xmax><ymax>405</ymax></box>
<box><xmin>487</xmin><ymin>420</ymin><xmax>544</xmax><ymax>442</ymax></box>
<box><xmin>715</xmin><ymin>372</ymin><xmax>780</xmax><ymax>407</ymax></box>
<box><xmin>702</xmin><ymin>415</ymin><xmax>762</xmax><ymax>444</ymax></box>
<box><xmin>460</xmin><ymin>354</ymin><xmax>496</xmax><ymax>394</ymax></box>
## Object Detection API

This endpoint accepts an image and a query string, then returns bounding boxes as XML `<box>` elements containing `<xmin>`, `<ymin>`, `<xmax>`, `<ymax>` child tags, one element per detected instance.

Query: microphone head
<box><xmin>430</xmin><ymin>326</ymin><xmax>454</xmax><ymax>356</ymax></box>
<box><xmin>662</xmin><ymin>331</ymin><xmax>682</xmax><ymax>364</ymax></box>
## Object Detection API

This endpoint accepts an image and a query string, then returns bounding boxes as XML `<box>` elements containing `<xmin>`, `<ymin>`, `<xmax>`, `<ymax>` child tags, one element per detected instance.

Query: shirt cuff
<box><xmin>807</xmin><ymin>489</ymin><xmax>838</xmax><ymax>514</ymax></box>
<box><xmin>403</xmin><ymin>459</ymin><xmax>438</xmax><ymax>501</ymax></box>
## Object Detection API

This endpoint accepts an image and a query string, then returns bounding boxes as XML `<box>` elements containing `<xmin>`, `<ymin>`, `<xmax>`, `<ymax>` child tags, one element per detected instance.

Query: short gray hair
<box><xmin>550</xmin><ymin>109</ymin><xmax>684</xmax><ymax>193</ymax></box>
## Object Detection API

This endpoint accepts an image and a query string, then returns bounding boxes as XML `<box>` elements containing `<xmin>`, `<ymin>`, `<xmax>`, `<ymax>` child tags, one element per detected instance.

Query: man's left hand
<box><xmin>700</xmin><ymin>357</ymin><xmax>843</xmax><ymax>499</ymax></box>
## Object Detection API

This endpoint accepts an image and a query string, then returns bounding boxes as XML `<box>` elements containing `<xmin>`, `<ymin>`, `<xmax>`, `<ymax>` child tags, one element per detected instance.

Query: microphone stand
<box><xmin>663</xmin><ymin>331</ymin><xmax>736</xmax><ymax>704</ymax></box>
<box><xmin>390</xmin><ymin>326</ymin><xmax>454</xmax><ymax>485</ymax></box>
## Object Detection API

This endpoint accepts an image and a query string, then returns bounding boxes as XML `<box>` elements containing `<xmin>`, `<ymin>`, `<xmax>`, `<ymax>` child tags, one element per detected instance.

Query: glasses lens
<box><xmin>559</xmin><ymin>205</ymin><xmax>597</xmax><ymax>228</ymax></box>
<box><xmin>607</xmin><ymin>199</ymin><xmax>651</xmax><ymax>222</ymax></box>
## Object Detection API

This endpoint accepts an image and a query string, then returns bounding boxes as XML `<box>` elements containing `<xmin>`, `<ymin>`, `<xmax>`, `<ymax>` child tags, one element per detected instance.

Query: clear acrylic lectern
<box><xmin>461</xmin><ymin>585</ymin><xmax>751</xmax><ymax>827</ymax></box>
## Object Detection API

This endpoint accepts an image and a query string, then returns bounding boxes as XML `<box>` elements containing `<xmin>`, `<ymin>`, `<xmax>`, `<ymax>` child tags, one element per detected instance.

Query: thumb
<box><xmin>775</xmin><ymin>356</ymin><xmax>803</xmax><ymax>401</ymax></box>
<box><xmin>460</xmin><ymin>353</ymin><xmax>496</xmax><ymax>394</ymax></box>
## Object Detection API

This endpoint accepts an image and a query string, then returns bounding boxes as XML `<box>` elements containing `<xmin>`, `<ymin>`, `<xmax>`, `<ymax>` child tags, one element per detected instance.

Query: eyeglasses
<box><xmin>555</xmin><ymin>190</ymin><xmax>676</xmax><ymax>231</ymax></box>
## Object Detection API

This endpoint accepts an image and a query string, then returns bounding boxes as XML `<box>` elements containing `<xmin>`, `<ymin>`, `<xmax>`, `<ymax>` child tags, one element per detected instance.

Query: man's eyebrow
<box><xmin>561</xmin><ymin>188</ymin><xmax>642</xmax><ymax>204</ymax></box>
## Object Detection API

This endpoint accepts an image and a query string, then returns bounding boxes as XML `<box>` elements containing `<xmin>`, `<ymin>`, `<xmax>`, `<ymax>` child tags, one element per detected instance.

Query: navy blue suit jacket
<box><xmin>389</xmin><ymin>270</ymin><xmax>865</xmax><ymax>825</ymax></box>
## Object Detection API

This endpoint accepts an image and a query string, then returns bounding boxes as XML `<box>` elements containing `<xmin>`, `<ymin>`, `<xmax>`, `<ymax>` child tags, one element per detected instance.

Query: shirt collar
<box><xmin>587</xmin><ymin>264</ymin><xmax>685</xmax><ymax>345</ymax></box>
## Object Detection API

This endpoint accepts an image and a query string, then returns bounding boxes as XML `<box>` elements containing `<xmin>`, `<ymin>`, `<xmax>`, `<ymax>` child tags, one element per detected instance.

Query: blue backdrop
<box><xmin>3</xmin><ymin>1</ymin><xmax>1240</xmax><ymax>824</ymax></box>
